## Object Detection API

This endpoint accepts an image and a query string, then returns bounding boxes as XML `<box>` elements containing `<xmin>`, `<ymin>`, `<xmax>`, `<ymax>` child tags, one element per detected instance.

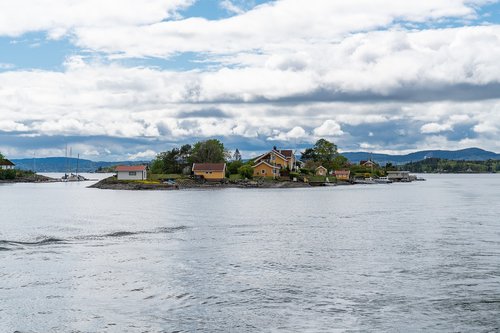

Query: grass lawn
<box><xmin>229</xmin><ymin>174</ymin><xmax>243</xmax><ymax>180</ymax></box>
<box><xmin>149</xmin><ymin>173</ymin><xmax>184</xmax><ymax>181</ymax></box>
<box><xmin>307</xmin><ymin>175</ymin><xmax>335</xmax><ymax>182</ymax></box>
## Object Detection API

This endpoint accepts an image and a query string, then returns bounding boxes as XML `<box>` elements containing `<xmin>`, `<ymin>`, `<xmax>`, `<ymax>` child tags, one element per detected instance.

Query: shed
<box><xmin>115</xmin><ymin>165</ymin><xmax>147</xmax><ymax>180</ymax></box>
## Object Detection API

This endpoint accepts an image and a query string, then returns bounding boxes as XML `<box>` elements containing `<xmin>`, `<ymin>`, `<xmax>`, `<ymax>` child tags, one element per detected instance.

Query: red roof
<box><xmin>334</xmin><ymin>170</ymin><xmax>350</xmax><ymax>175</ymax></box>
<box><xmin>192</xmin><ymin>163</ymin><xmax>226</xmax><ymax>172</ymax></box>
<box><xmin>115</xmin><ymin>165</ymin><xmax>147</xmax><ymax>172</ymax></box>
<box><xmin>278</xmin><ymin>149</ymin><xmax>294</xmax><ymax>158</ymax></box>
<box><xmin>0</xmin><ymin>159</ymin><xmax>15</xmax><ymax>166</ymax></box>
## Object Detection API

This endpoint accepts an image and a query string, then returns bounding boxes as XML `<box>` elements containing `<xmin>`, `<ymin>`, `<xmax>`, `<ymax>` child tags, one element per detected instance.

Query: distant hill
<box><xmin>10</xmin><ymin>147</ymin><xmax>500</xmax><ymax>171</ymax></box>
<box><xmin>400</xmin><ymin>158</ymin><xmax>500</xmax><ymax>173</ymax></box>
<box><xmin>341</xmin><ymin>148</ymin><xmax>500</xmax><ymax>165</ymax></box>
<box><xmin>11</xmin><ymin>157</ymin><xmax>149</xmax><ymax>172</ymax></box>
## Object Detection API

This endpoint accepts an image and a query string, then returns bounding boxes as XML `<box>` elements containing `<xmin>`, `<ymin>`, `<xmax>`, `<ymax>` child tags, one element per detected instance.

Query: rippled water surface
<box><xmin>1</xmin><ymin>174</ymin><xmax>500</xmax><ymax>332</ymax></box>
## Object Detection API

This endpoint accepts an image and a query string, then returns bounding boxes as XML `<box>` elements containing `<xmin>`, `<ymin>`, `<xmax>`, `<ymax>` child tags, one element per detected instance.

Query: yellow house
<box><xmin>192</xmin><ymin>163</ymin><xmax>226</xmax><ymax>181</ymax></box>
<box><xmin>315</xmin><ymin>166</ymin><xmax>327</xmax><ymax>176</ymax></box>
<box><xmin>253</xmin><ymin>148</ymin><xmax>296</xmax><ymax>170</ymax></box>
<box><xmin>252</xmin><ymin>161</ymin><xmax>281</xmax><ymax>178</ymax></box>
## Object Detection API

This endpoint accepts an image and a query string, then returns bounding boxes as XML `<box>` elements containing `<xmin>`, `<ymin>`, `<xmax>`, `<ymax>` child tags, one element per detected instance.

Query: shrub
<box><xmin>227</xmin><ymin>160</ymin><xmax>243</xmax><ymax>175</ymax></box>
<box><xmin>299</xmin><ymin>168</ymin><xmax>310</xmax><ymax>175</ymax></box>
<box><xmin>0</xmin><ymin>169</ymin><xmax>16</xmax><ymax>180</ymax></box>
<box><xmin>238</xmin><ymin>165</ymin><xmax>253</xmax><ymax>179</ymax></box>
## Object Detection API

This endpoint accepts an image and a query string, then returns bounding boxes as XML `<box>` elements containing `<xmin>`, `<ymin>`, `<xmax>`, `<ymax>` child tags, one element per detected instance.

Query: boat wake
<box><xmin>102</xmin><ymin>226</ymin><xmax>187</xmax><ymax>238</ymax></box>
<box><xmin>0</xmin><ymin>226</ymin><xmax>188</xmax><ymax>251</ymax></box>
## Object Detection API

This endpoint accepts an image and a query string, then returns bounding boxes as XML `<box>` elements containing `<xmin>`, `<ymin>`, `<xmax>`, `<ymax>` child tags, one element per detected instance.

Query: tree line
<box><xmin>400</xmin><ymin>158</ymin><xmax>500</xmax><ymax>173</ymax></box>
<box><xmin>149</xmin><ymin>138</ymin><xmax>351</xmax><ymax>178</ymax></box>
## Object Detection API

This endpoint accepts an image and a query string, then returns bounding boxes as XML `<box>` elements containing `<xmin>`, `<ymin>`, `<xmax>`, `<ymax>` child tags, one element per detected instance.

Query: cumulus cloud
<box><xmin>1</xmin><ymin>1</ymin><xmax>500</xmax><ymax>158</ymax></box>
<box><xmin>69</xmin><ymin>0</ymin><xmax>485</xmax><ymax>58</ymax></box>
<box><xmin>313</xmin><ymin>120</ymin><xmax>344</xmax><ymax>137</ymax></box>
<box><xmin>0</xmin><ymin>0</ymin><xmax>194</xmax><ymax>37</ymax></box>
<box><xmin>268</xmin><ymin>126</ymin><xmax>309</xmax><ymax>142</ymax></box>
<box><xmin>421</xmin><ymin>122</ymin><xmax>453</xmax><ymax>134</ymax></box>
<box><xmin>127</xmin><ymin>149</ymin><xmax>157</xmax><ymax>160</ymax></box>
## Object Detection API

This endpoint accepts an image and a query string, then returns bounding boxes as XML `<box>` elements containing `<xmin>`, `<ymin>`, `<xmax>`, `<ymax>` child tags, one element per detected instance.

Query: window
<box><xmin>261</xmin><ymin>169</ymin><xmax>265</xmax><ymax>174</ymax></box>
<box><xmin>129</xmin><ymin>171</ymin><xmax>136</xmax><ymax>176</ymax></box>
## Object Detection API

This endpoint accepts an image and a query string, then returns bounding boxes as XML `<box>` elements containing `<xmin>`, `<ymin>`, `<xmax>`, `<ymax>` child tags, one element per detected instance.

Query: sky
<box><xmin>1</xmin><ymin>0</ymin><xmax>500</xmax><ymax>161</ymax></box>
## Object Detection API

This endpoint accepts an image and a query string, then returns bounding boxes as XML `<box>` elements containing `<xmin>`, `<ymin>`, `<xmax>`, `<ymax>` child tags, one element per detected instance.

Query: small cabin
<box><xmin>115</xmin><ymin>165</ymin><xmax>147</xmax><ymax>180</ymax></box>
<box><xmin>334</xmin><ymin>170</ymin><xmax>351</xmax><ymax>181</ymax></box>
<box><xmin>315</xmin><ymin>166</ymin><xmax>327</xmax><ymax>176</ymax></box>
<box><xmin>0</xmin><ymin>159</ymin><xmax>15</xmax><ymax>170</ymax></box>
<box><xmin>192</xmin><ymin>163</ymin><xmax>226</xmax><ymax>181</ymax></box>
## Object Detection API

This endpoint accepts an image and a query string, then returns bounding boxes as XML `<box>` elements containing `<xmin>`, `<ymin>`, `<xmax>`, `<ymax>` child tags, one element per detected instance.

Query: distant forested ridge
<box><xmin>11</xmin><ymin>157</ymin><xmax>148</xmax><ymax>172</ymax></box>
<box><xmin>342</xmin><ymin>148</ymin><xmax>499</xmax><ymax>165</ymax></box>
<box><xmin>400</xmin><ymin>158</ymin><xmax>500</xmax><ymax>173</ymax></box>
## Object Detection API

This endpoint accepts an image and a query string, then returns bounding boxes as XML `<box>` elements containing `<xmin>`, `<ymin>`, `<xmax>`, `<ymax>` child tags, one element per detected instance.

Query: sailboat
<box><xmin>61</xmin><ymin>148</ymin><xmax>88</xmax><ymax>182</ymax></box>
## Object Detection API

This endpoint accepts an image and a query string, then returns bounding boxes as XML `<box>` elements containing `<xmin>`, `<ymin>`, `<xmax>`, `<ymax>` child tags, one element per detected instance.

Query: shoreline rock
<box><xmin>0</xmin><ymin>174</ymin><xmax>57</xmax><ymax>184</ymax></box>
<box><xmin>89</xmin><ymin>177</ymin><xmax>312</xmax><ymax>190</ymax></box>
<box><xmin>89</xmin><ymin>177</ymin><xmax>178</xmax><ymax>190</ymax></box>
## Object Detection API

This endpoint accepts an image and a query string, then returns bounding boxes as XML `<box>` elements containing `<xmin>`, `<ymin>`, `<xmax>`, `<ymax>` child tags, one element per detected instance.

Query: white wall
<box><xmin>117</xmin><ymin>170</ymin><xmax>147</xmax><ymax>180</ymax></box>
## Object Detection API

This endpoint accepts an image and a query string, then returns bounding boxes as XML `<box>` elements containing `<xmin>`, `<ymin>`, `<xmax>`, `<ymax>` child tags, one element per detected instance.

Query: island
<box><xmin>87</xmin><ymin>138</ymin><xmax>426</xmax><ymax>191</ymax></box>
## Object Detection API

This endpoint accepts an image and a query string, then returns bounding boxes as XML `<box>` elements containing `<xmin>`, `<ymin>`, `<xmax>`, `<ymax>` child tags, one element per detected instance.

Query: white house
<box><xmin>115</xmin><ymin>165</ymin><xmax>147</xmax><ymax>180</ymax></box>
<box><xmin>0</xmin><ymin>159</ymin><xmax>15</xmax><ymax>170</ymax></box>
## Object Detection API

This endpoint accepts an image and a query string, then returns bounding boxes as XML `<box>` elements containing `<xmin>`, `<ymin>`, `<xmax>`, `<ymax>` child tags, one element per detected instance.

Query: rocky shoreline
<box><xmin>0</xmin><ymin>174</ymin><xmax>57</xmax><ymax>183</ymax></box>
<box><xmin>89</xmin><ymin>177</ymin><xmax>312</xmax><ymax>190</ymax></box>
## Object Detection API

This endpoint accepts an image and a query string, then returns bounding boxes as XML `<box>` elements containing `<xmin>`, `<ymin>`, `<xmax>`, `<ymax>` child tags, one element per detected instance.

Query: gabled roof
<box><xmin>278</xmin><ymin>149</ymin><xmax>294</xmax><ymax>158</ymax></box>
<box><xmin>115</xmin><ymin>165</ymin><xmax>147</xmax><ymax>172</ymax></box>
<box><xmin>316</xmin><ymin>165</ymin><xmax>327</xmax><ymax>171</ymax></box>
<box><xmin>192</xmin><ymin>163</ymin><xmax>226</xmax><ymax>172</ymax></box>
<box><xmin>254</xmin><ymin>148</ymin><xmax>295</xmax><ymax>163</ymax></box>
<box><xmin>252</xmin><ymin>160</ymin><xmax>280</xmax><ymax>169</ymax></box>
<box><xmin>0</xmin><ymin>159</ymin><xmax>15</xmax><ymax>166</ymax></box>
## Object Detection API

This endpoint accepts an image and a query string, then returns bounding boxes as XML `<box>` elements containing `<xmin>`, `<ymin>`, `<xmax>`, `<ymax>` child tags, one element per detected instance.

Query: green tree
<box><xmin>329</xmin><ymin>154</ymin><xmax>348</xmax><ymax>170</ymax></box>
<box><xmin>301</xmin><ymin>139</ymin><xmax>339</xmax><ymax>162</ymax></box>
<box><xmin>150</xmin><ymin>144</ymin><xmax>193</xmax><ymax>174</ymax></box>
<box><xmin>178</xmin><ymin>144</ymin><xmax>192</xmax><ymax>163</ymax></box>
<box><xmin>150</xmin><ymin>157</ymin><xmax>165</xmax><ymax>174</ymax></box>
<box><xmin>301</xmin><ymin>148</ymin><xmax>316</xmax><ymax>161</ymax></box>
<box><xmin>313</xmin><ymin>139</ymin><xmax>338</xmax><ymax>162</ymax></box>
<box><xmin>227</xmin><ymin>160</ymin><xmax>243</xmax><ymax>175</ymax></box>
<box><xmin>0</xmin><ymin>151</ymin><xmax>4</xmax><ymax>160</ymax></box>
<box><xmin>238</xmin><ymin>164</ymin><xmax>253</xmax><ymax>179</ymax></box>
<box><xmin>190</xmin><ymin>139</ymin><xmax>228</xmax><ymax>163</ymax></box>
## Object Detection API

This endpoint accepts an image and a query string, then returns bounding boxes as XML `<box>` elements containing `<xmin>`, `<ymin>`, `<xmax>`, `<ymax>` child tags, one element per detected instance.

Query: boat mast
<box><xmin>65</xmin><ymin>144</ymin><xmax>68</xmax><ymax>179</ymax></box>
<box><xmin>76</xmin><ymin>153</ymin><xmax>80</xmax><ymax>178</ymax></box>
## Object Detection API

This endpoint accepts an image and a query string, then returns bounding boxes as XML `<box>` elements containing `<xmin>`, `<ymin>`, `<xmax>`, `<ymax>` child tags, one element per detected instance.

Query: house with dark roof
<box><xmin>0</xmin><ymin>159</ymin><xmax>15</xmax><ymax>170</ymax></box>
<box><xmin>115</xmin><ymin>165</ymin><xmax>147</xmax><ymax>180</ymax></box>
<box><xmin>192</xmin><ymin>163</ymin><xmax>226</xmax><ymax>181</ymax></box>
<box><xmin>252</xmin><ymin>147</ymin><xmax>296</xmax><ymax>177</ymax></box>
